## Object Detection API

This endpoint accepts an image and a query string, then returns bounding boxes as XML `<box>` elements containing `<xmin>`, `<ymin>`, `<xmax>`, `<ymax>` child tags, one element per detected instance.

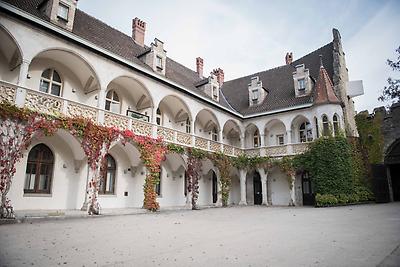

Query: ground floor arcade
<box><xmin>8</xmin><ymin>132</ymin><xmax>312</xmax><ymax>212</ymax></box>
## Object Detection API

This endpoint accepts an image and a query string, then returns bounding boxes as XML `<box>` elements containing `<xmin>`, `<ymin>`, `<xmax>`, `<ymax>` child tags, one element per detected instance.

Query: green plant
<box><xmin>315</xmin><ymin>194</ymin><xmax>338</xmax><ymax>207</ymax></box>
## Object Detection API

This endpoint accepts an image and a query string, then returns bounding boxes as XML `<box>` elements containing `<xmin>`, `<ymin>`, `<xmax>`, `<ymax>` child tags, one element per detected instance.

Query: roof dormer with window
<box><xmin>293</xmin><ymin>64</ymin><xmax>312</xmax><ymax>97</ymax></box>
<box><xmin>39</xmin><ymin>0</ymin><xmax>78</xmax><ymax>31</ymax></box>
<box><xmin>141</xmin><ymin>38</ymin><xmax>167</xmax><ymax>76</ymax></box>
<box><xmin>248</xmin><ymin>76</ymin><xmax>267</xmax><ymax>106</ymax></box>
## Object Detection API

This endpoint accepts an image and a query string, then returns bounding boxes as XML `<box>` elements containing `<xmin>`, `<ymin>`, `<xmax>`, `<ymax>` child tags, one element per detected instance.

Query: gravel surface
<box><xmin>1</xmin><ymin>203</ymin><xmax>399</xmax><ymax>267</ymax></box>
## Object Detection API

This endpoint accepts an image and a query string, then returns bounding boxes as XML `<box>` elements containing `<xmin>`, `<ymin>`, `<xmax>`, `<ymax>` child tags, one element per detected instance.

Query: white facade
<box><xmin>0</xmin><ymin>1</ymin><xmax>357</xmax><ymax>211</ymax></box>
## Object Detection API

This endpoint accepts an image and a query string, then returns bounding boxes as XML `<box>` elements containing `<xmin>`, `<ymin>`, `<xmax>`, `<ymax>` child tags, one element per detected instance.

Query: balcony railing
<box><xmin>0</xmin><ymin>80</ymin><xmax>309</xmax><ymax>157</ymax></box>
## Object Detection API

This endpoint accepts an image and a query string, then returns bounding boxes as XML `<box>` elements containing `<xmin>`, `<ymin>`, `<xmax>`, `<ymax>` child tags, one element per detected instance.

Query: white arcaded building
<box><xmin>0</xmin><ymin>0</ymin><xmax>363</xmax><ymax>211</ymax></box>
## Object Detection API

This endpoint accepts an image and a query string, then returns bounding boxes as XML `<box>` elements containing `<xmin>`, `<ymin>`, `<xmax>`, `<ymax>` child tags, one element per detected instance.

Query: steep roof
<box><xmin>221</xmin><ymin>43</ymin><xmax>335</xmax><ymax>115</ymax></box>
<box><xmin>313</xmin><ymin>62</ymin><xmax>341</xmax><ymax>105</ymax></box>
<box><xmin>1</xmin><ymin>0</ymin><xmax>339</xmax><ymax>116</ymax></box>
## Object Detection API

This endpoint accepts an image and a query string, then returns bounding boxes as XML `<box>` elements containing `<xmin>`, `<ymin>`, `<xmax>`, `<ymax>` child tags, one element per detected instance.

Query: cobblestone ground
<box><xmin>0</xmin><ymin>203</ymin><xmax>399</xmax><ymax>267</ymax></box>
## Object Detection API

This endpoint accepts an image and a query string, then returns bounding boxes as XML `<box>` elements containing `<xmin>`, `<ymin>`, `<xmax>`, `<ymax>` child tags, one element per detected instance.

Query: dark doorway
<box><xmin>371</xmin><ymin>164</ymin><xmax>390</xmax><ymax>203</ymax></box>
<box><xmin>212</xmin><ymin>171</ymin><xmax>218</xmax><ymax>203</ymax></box>
<box><xmin>389</xmin><ymin>164</ymin><xmax>400</xmax><ymax>201</ymax></box>
<box><xmin>253</xmin><ymin>172</ymin><xmax>262</xmax><ymax>205</ymax></box>
<box><xmin>302</xmin><ymin>171</ymin><xmax>315</xmax><ymax>206</ymax></box>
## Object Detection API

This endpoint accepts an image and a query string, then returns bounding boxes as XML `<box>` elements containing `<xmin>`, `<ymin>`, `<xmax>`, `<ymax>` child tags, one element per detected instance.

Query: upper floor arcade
<box><xmin>0</xmin><ymin>2</ymin><xmax>349</xmax><ymax>158</ymax></box>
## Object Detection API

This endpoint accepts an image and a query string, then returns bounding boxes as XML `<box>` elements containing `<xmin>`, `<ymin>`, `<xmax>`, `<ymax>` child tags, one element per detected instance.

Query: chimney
<box><xmin>285</xmin><ymin>52</ymin><xmax>293</xmax><ymax>65</ymax></box>
<box><xmin>212</xmin><ymin>68</ymin><xmax>224</xmax><ymax>86</ymax></box>
<box><xmin>132</xmin><ymin>17</ymin><xmax>146</xmax><ymax>47</ymax></box>
<box><xmin>196</xmin><ymin>57</ymin><xmax>204</xmax><ymax>78</ymax></box>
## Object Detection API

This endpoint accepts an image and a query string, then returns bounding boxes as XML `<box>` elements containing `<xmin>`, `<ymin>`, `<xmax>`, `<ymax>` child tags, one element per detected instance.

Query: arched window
<box><xmin>105</xmin><ymin>90</ymin><xmax>120</xmax><ymax>113</ymax></box>
<box><xmin>155</xmin><ymin>169</ymin><xmax>162</xmax><ymax>196</ymax></box>
<box><xmin>314</xmin><ymin>117</ymin><xmax>319</xmax><ymax>138</ymax></box>
<box><xmin>212</xmin><ymin>127</ymin><xmax>218</xmax><ymax>141</ymax></box>
<box><xmin>24</xmin><ymin>144</ymin><xmax>54</xmax><ymax>194</ymax></box>
<box><xmin>322</xmin><ymin>115</ymin><xmax>329</xmax><ymax>136</ymax></box>
<box><xmin>99</xmin><ymin>154</ymin><xmax>116</xmax><ymax>195</ymax></box>
<box><xmin>39</xmin><ymin>68</ymin><xmax>62</xmax><ymax>96</ymax></box>
<box><xmin>253</xmin><ymin>129</ymin><xmax>260</xmax><ymax>147</ymax></box>
<box><xmin>156</xmin><ymin>108</ymin><xmax>162</xmax><ymax>126</ymax></box>
<box><xmin>299</xmin><ymin>122</ymin><xmax>313</xmax><ymax>143</ymax></box>
<box><xmin>185</xmin><ymin>118</ymin><xmax>191</xmax><ymax>133</ymax></box>
<box><xmin>333</xmin><ymin>114</ymin><xmax>340</xmax><ymax>136</ymax></box>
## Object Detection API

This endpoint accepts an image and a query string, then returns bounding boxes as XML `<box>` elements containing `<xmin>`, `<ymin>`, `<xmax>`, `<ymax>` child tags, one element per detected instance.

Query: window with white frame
<box><xmin>156</xmin><ymin>108</ymin><xmax>162</xmax><ymax>126</ymax></box>
<box><xmin>211</xmin><ymin>127</ymin><xmax>218</xmax><ymax>141</ymax></box>
<box><xmin>57</xmin><ymin>2</ymin><xmax>69</xmax><ymax>21</ymax></box>
<box><xmin>333</xmin><ymin>115</ymin><xmax>340</xmax><ymax>136</ymax></box>
<box><xmin>299</xmin><ymin>122</ymin><xmax>313</xmax><ymax>143</ymax></box>
<box><xmin>253</xmin><ymin>129</ymin><xmax>260</xmax><ymax>147</ymax></box>
<box><xmin>39</xmin><ymin>68</ymin><xmax>62</xmax><ymax>96</ymax></box>
<box><xmin>185</xmin><ymin>118</ymin><xmax>191</xmax><ymax>133</ymax></box>
<box><xmin>298</xmin><ymin>78</ymin><xmax>306</xmax><ymax>90</ymax></box>
<box><xmin>105</xmin><ymin>90</ymin><xmax>120</xmax><ymax>113</ymax></box>
<box><xmin>276</xmin><ymin>134</ymin><xmax>284</xmax><ymax>145</ymax></box>
<box><xmin>99</xmin><ymin>154</ymin><xmax>116</xmax><ymax>195</ymax></box>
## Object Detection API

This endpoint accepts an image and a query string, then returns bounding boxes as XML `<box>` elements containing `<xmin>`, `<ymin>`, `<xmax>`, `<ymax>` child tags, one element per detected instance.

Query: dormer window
<box><xmin>298</xmin><ymin>78</ymin><xmax>306</xmax><ymax>90</ymax></box>
<box><xmin>156</xmin><ymin>56</ymin><xmax>163</xmax><ymax>70</ymax></box>
<box><xmin>248</xmin><ymin>76</ymin><xmax>266</xmax><ymax>107</ymax></box>
<box><xmin>293</xmin><ymin>64</ymin><xmax>311</xmax><ymax>97</ymax></box>
<box><xmin>57</xmin><ymin>3</ymin><xmax>69</xmax><ymax>21</ymax></box>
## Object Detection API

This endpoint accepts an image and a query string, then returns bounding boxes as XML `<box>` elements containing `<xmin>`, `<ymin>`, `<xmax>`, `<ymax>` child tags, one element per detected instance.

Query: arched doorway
<box><xmin>386</xmin><ymin>139</ymin><xmax>400</xmax><ymax>201</ymax></box>
<box><xmin>212</xmin><ymin>171</ymin><xmax>218</xmax><ymax>204</ymax></box>
<box><xmin>253</xmin><ymin>171</ymin><xmax>262</xmax><ymax>205</ymax></box>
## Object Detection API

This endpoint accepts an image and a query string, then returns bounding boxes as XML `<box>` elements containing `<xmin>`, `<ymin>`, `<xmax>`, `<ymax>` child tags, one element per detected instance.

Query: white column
<box><xmin>215</xmin><ymin>169</ymin><xmax>222</xmax><ymax>206</ymax></box>
<box><xmin>15</xmin><ymin>60</ymin><xmax>30</xmax><ymax>107</ymax></box>
<box><xmin>191</xmin><ymin>120</ymin><xmax>196</xmax><ymax>147</ymax></box>
<box><xmin>97</xmin><ymin>88</ymin><xmax>106</xmax><ymax>124</ymax></box>
<box><xmin>289</xmin><ymin>174</ymin><xmax>296</xmax><ymax>206</ymax></box>
<box><xmin>239</xmin><ymin>169</ymin><xmax>247</xmax><ymax>205</ymax></box>
<box><xmin>258</xmin><ymin>168</ymin><xmax>268</xmax><ymax>206</ymax></box>
<box><xmin>240</xmin><ymin>134</ymin><xmax>245</xmax><ymax>149</ymax></box>
<box><xmin>286</xmin><ymin>130</ymin><xmax>292</xmax><ymax>144</ymax></box>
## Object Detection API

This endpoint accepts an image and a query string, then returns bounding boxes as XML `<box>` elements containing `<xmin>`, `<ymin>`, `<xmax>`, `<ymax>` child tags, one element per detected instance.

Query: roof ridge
<box><xmin>292</xmin><ymin>42</ymin><xmax>333</xmax><ymax>65</ymax></box>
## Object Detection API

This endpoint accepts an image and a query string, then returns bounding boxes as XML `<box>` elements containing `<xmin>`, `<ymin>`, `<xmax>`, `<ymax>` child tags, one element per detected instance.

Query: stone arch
<box><xmin>157</xmin><ymin>95</ymin><xmax>193</xmax><ymax>131</ymax></box>
<box><xmin>264</xmin><ymin>119</ymin><xmax>287</xmax><ymax>146</ymax></box>
<box><xmin>290</xmin><ymin>114</ymin><xmax>312</xmax><ymax>143</ymax></box>
<box><xmin>0</xmin><ymin>24</ymin><xmax>24</xmax><ymax>83</ymax></box>
<box><xmin>244</xmin><ymin>123</ymin><xmax>261</xmax><ymax>148</ymax></box>
<box><xmin>194</xmin><ymin>109</ymin><xmax>221</xmax><ymax>139</ymax></box>
<box><xmin>29</xmin><ymin>47</ymin><xmax>101</xmax><ymax>92</ymax></box>
<box><xmin>223</xmin><ymin>119</ymin><xmax>242</xmax><ymax>146</ymax></box>
<box><xmin>106</xmin><ymin>76</ymin><xmax>154</xmax><ymax>118</ymax></box>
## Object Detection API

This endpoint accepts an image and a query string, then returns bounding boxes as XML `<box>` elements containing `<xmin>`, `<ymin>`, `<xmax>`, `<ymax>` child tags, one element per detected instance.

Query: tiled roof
<box><xmin>2</xmin><ymin>0</ymin><xmax>338</xmax><ymax>116</ymax></box>
<box><xmin>314</xmin><ymin>64</ymin><xmax>340</xmax><ymax>105</ymax></box>
<box><xmin>221</xmin><ymin>43</ymin><xmax>335</xmax><ymax>115</ymax></box>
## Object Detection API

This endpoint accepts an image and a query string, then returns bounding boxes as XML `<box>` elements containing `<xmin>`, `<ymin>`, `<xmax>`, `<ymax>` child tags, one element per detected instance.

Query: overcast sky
<box><xmin>79</xmin><ymin>0</ymin><xmax>400</xmax><ymax>113</ymax></box>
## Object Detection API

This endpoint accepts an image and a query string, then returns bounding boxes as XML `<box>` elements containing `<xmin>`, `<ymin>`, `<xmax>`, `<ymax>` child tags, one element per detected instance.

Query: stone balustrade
<box><xmin>0</xmin><ymin>80</ymin><xmax>310</xmax><ymax>157</ymax></box>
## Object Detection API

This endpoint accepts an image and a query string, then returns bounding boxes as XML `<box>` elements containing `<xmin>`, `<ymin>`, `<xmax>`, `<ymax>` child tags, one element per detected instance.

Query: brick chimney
<box><xmin>285</xmin><ymin>52</ymin><xmax>293</xmax><ymax>65</ymax></box>
<box><xmin>212</xmin><ymin>68</ymin><xmax>224</xmax><ymax>86</ymax></box>
<box><xmin>196</xmin><ymin>57</ymin><xmax>204</xmax><ymax>78</ymax></box>
<box><xmin>132</xmin><ymin>17</ymin><xmax>146</xmax><ymax>47</ymax></box>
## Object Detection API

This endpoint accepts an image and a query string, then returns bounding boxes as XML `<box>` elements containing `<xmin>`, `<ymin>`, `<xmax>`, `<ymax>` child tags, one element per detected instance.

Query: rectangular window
<box><xmin>251</xmin><ymin>89</ymin><xmax>259</xmax><ymax>100</ymax></box>
<box><xmin>212</xmin><ymin>86</ymin><xmax>218</xmax><ymax>100</ymax></box>
<box><xmin>57</xmin><ymin>3</ymin><xmax>69</xmax><ymax>21</ymax></box>
<box><xmin>156</xmin><ymin>56</ymin><xmax>163</xmax><ymax>69</ymax></box>
<box><xmin>276</xmin><ymin>134</ymin><xmax>284</xmax><ymax>145</ymax></box>
<box><xmin>155</xmin><ymin>171</ymin><xmax>161</xmax><ymax>196</ymax></box>
<box><xmin>298</xmin><ymin>78</ymin><xmax>306</xmax><ymax>90</ymax></box>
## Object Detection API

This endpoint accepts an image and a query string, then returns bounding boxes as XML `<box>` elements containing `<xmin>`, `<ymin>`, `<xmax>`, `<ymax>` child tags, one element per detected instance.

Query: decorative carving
<box><xmin>131</xmin><ymin>119</ymin><xmax>153</xmax><ymax>136</ymax></box>
<box><xmin>234</xmin><ymin>147</ymin><xmax>243</xmax><ymax>156</ymax></box>
<box><xmin>157</xmin><ymin>126</ymin><xmax>174</xmax><ymax>141</ymax></box>
<box><xmin>210</xmin><ymin>141</ymin><xmax>221</xmax><ymax>152</ymax></box>
<box><xmin>177</xmin><ymin>131</ymin><xmax>191</xmax><ymax>145</ymax></box>
<box><xmin>292</xmin><ymin>143</ymin><xmax>308</xmax><ymax>154</ymax></box>
<box><xmin>245</xmin><ymin>148</ymin><xmax>260</xmax><ymax>157</ymax></box>
<box><xmin>104</xmin><ymin>112</ymin><xmax>129</xmax><ymax>130</ymax></box>
<box><xmin>0</xmin><ymin>84</ymin><xmax>16</xmax><ymax>103</ymax></box>
<box><xmin>265</xmin><ymin>145</ymin><xmax>287</xmax><ymax>156</ymax></box>
<box><xmin>25</xmin><ymin>91</ymin><xmax>62</xmax><ymax>115</ymax></box>
<box><xmin>195</xmin><ymin>136</ymin><xmax>208</xmax><ymax>150</ymax></box>
<box><xmin>67</xmin><ymin>102</ymin><xmax>97</xmax><ymax>121</ymax></box>
<box><xmin>223</xmin><ymin>144</ymin><xmax>234</xmax><ymax>155</ymax></box>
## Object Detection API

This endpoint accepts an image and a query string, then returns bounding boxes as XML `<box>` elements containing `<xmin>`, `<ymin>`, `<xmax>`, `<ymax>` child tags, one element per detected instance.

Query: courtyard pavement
<box><xmin>0</xmin><ymin>203</ymin><xmax>399</xmax><ymax>267</ymax></box>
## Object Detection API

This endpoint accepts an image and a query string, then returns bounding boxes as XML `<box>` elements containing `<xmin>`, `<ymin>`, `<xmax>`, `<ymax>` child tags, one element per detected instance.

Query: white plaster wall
<box><xmin>198</xmin><ymin>172</ymin><xmax>213</xmax><ymax>206</ymax></box>
<box><xmin>9</xmin><ymin>135</ymin><xmax>86</xmax><ymax>210</ymax></box>
<box><xmin>157</xmin><ymin>165</ymin><xmax>186</xmax><ymax>207</ymax></box>
<box><xmin>0</xmin><ymin>51</ymin><xmax>19</xmax><ymax>83</ymax></box>
<box><xmin>269</xmin><ymin>168</ymin><xmax>290</xmax><ymax>206</ymax></box>
<box><xmin>245</xmin><ymin>172</ymin><xmax>255</xmax><ymax>205</ymax></box>
<box><xmin>229</xmin><ymin>175</ymin><xmax>240</xmax><ymax>205</ymax></box>
<box><xmin>266</xmin><ymin>123</ymin><xmax>286</xmax><ymax>146</ymax></box>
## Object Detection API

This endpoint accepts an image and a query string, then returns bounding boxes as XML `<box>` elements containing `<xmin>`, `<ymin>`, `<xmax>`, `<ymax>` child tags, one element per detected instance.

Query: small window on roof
<box><xmin>298</xmin><ymin>78</ymin><xmax>306</xmax><ymax>93</ymax></box>
<box><xmin>156</xmin><ymin>56</ymin><xmax>163</xmax><ymax>69</ymax></box>
<box><xmin>57</xmin><ymin>3</ymin><xmax>69</xmax><ymax>21</ymax></box>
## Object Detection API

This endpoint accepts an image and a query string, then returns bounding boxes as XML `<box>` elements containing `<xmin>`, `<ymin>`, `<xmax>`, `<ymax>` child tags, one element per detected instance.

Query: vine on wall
<box><xmin>185</xmin><ymin>148</ymin><xmax>205</xmax><ymax>210</ymax></box>
<box><xmin>209</xmin><ymin>152</ymin><xmax>232</xmax><ymax>206</ymax></box>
